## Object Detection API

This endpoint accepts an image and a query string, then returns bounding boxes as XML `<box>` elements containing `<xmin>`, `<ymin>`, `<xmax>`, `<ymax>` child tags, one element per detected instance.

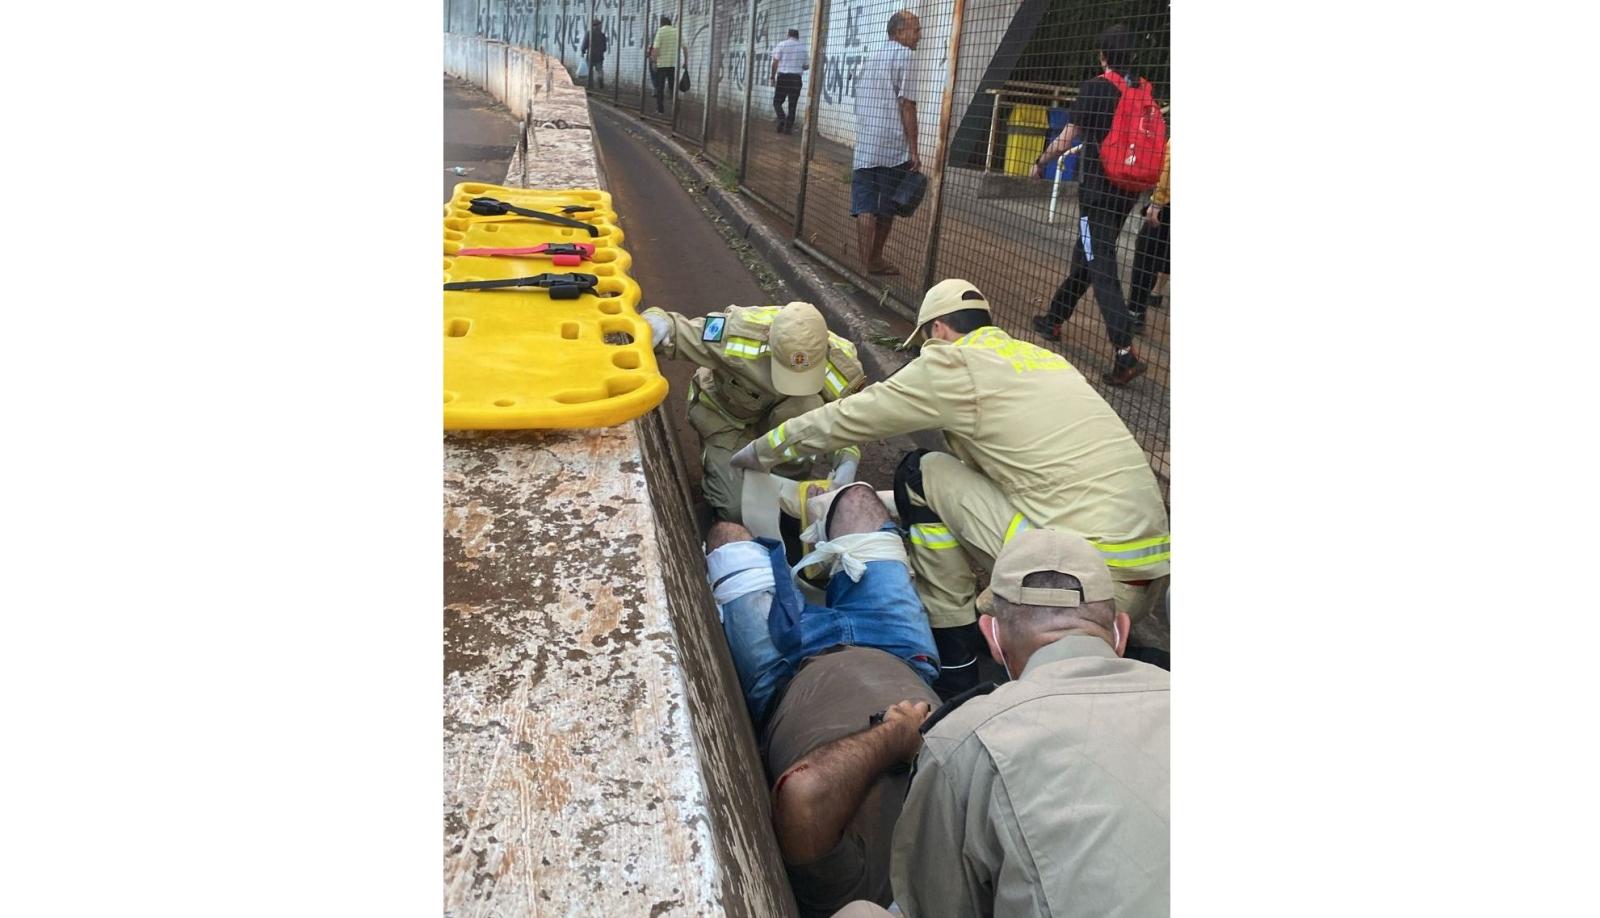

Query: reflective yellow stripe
<box><xmin>766</xmin><ymin>423</ymin><xmax>787</xmax><ymax>448</ymax></box>
<box><xmin>909</xmin><ymin>523</ymin><xmax>960</xmax><ymax>550</ymax></box>
<box><xmin>829</xmin><ymin>334</ymin><xmax>857</xmax><ymax>357</ymax></box>
<box><xmin>740</xmin><ymin>306</ymin><xmax>780</xmax><ymax>325</ymax></box>
<box><xmin>1096</xmin><ymin>535</ymin><xmax>1170</xmax><ymax>552</ymax></box>
<box><xmin>1002</xmin><ymin>513</ymin><xmax>1033</xmax><ymax>544</ymax></box>
<box><xmin>950</xmin><ymin>326</ymin><xmax>1071</xmax><ymax>373</ymax></box>
<box><xmin>1093</xmin><ymin>535</ymin><xmax>1171</xmax><ymax>569</ymax></box>
<box><xmin>823</xmin><ymin>362</ymin><xmax>848</xmax><ymax>398</ymax></box>
<box><xmin>724</xmin><ymin>335</ymin><xmax>768</xmax><ymax>359</ymax></box>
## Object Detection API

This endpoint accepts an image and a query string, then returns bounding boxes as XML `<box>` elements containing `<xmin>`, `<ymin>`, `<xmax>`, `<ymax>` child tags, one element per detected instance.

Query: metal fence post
<box><xmin>791</xmin><ymin>0</ymin><xmax>829</xmax><ymax>238</ymax></box>
<box><xmin>630</xmin><ymin>0</ymin><xmax>643</xmax><ymax>112</ymax></box>
<box><xmin>670</xmin><ymin>0</ymin><xmax>686</xmax><ymax>129</ymax></box>
<box><xmin>700</xmin><ymin>0</ymin><xmax>716</xmax><ymax>142</ymax></box>
<box><xmin>735</xmin><ymin>0</ymin><xmax>759</xmax><ymax>180</ymax></box>
<box><xmin>917</xmin><ymin>0</ymin><xmax>970</xmax><ymax>293</ymax></box>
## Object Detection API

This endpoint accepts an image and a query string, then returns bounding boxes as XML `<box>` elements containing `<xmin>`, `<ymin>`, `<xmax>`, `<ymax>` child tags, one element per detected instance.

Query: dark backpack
<box><xmin>1099</xmin><ymin>72</ymin><xmax>1167</xmax><ymax>193</ymax></box>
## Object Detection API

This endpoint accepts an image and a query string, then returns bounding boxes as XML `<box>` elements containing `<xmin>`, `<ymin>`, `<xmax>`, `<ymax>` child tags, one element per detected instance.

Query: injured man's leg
<box><xmin>706</xmin><ymin>521</ymin><xmax>793</xmax><ymax>723</ymax></box>
<box><xmin>790</xmin><ymin>483</ymin><xmax>941</xmax><ymax>686</ymax></box>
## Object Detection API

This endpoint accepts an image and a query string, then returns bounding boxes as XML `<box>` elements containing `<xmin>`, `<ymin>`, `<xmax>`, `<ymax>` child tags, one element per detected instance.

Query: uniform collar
<box><xmin>1019</xmin><ymin>633</ymin><xmax>1118</xmax><ymax>679</ymax></box>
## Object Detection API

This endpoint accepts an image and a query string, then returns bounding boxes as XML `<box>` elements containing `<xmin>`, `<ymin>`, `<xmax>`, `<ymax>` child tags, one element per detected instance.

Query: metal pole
<box><xmin>640</xmin><ymin>0</ymin><xmax>651</xmax><ymax>112</ymax></box>
<box><xmin>1046</xmin><ymin>143</ymin><xmax>1082</xmax><ymax>224</ymax></box>
<box><xmin>560</xmin><ymin>0</ymin><xmax>570</xmax><ymax>69</ymax></box>
<box><xmin>791</xmin><ymin>0</ymin><xmax>828</xmax><ymax>237</ymax></box>
<box><xmin>670</xmin><ymin>0</ymin><xmax>685</xmax><ymax>130</ymax></box>
<box><xmin>613</xmin><ymin>0</ymin><xmax>623</xmax><ymax>103</ymax></box>
<box><xmin>700</xmin><ymin>0</ymin><xmax>716</xmax><ymax>143</ymax></box>
<box><xmin>917</xmin><ymin>0</ymin><xmax>970</xmax><ymax>293</ymax></box>
<box><xmin>984</xmin><ymin>90</ymin><xmax>1001</xmax><ymax>172</ymax></box>
<box><xmin>735</xmin><ymin>0</ymin><xmax>759</xmax><ymax>180</ymax></box>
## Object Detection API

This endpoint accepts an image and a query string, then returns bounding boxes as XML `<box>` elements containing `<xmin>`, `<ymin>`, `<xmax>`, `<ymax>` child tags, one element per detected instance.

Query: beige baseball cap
<box><xmin>769</xmin><ymin>301</ymin><xmax>830</xmax><ymax>396</ymax></box>
<box><xmin>976</xmin><ymin>529</ymin><xmax>1115</xmax><ymax>614</ymax></box>
<box><xmin>902</xmin><ymin>278</ymin><xmax>991</xmax><ymax>346</ymax></box>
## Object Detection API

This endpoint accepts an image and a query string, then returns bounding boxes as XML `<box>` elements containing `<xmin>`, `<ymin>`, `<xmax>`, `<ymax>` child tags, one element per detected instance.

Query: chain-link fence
<box><xmin>447</xmin><ymin>0</ymin><xmax>1171</xmax><ymax>484</ymax></box>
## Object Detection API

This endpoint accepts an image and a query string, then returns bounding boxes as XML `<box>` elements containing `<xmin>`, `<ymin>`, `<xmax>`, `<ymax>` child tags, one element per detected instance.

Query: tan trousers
<box><xmin>906</xmin><ymin>451</ymin><xmax>1168</xmax><ymax>628</ymax></box>
<box><xmin>689</xmin><ymin>399</ymin><xmax>809</xmax><ymax>524</ymax></box>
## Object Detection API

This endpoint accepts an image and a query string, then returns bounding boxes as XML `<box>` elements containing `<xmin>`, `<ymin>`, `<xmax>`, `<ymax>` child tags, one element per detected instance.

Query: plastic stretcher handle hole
<box><xmin>612</xmin><ymin>351</ymin><xmax>641</xmax><ymax>370</ymax></box>
<box><xmin>494</xmin><ymin>399</ymin><xmax>516</xmax><ymax>407</ymax></box>
<box><xmin>447</xmin><ymin>318</ymin><xmax>472</xmax><ymax>337</ymax></box>
<box><xmin>561</xmin><ymin>322</ymin><xmax>580</xmax><ymax>340</ymax></box>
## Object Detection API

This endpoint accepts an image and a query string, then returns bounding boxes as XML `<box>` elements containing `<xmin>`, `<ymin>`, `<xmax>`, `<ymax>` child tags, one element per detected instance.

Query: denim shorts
<box><xmin>851</xmin><ymin>163</ymin><xmax>911</xmax><ymax>218</ymax></box>
<box><xmin>709</xmin><ymin>529</ymin><xmax>940</xmax><ymax>724</ymax></box>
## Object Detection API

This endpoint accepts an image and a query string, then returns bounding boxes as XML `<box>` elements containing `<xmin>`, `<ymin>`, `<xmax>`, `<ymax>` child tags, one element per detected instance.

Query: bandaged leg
<box><xmin>706</xmin><ymin>533</ymin><xmax>791</xmax><ymax>722</ymax></box>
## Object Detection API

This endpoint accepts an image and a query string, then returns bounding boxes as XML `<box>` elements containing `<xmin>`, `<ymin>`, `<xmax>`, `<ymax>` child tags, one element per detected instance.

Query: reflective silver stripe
<box><xmin>823</xmin><ymin>363</ymin><xmax>847</xmax><ymax>398</ymax></box>
<box><xmin>1095</xmin><ymin>539</ymin><xmax>1171</xmax><ymax>569</ymax></box>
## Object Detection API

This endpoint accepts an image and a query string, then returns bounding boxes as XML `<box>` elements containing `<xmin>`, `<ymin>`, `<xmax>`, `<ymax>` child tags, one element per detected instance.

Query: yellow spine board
<box><xmin>443</xmin><ymin>185</ymin><xmax>667</xmax><ymax>430</ymax></box>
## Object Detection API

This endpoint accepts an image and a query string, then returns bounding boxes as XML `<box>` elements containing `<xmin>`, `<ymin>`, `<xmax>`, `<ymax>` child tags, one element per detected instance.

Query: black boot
<box><xmin>931</xmin><ymin>622</ymin><xmax>985</xmax><ymax>700</ymax></box>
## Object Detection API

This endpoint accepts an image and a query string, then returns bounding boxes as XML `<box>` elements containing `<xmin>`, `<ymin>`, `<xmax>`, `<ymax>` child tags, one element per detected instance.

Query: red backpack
<box><xmin>1099</xmin><ymin>72</ymin><xmax>1167</xmax><ymax>193</ymax></box>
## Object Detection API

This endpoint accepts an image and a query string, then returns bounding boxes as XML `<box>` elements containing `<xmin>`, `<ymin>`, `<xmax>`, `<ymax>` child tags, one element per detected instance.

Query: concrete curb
<box><xmin>587</xmin><ymin>99</ymin><xmax>919</xmax><ymax>391</ymax></box>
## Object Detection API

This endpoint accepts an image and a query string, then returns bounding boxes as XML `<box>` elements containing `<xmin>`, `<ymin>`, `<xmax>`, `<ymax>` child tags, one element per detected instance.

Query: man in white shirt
<box><xmin>770</xmin><ymin>28</ymin><xmax>809</xmax><ymax>134</ymax></box>
<box><xmin>852</xmin><ymin>11</ymin><xmax>922</xmax><ymax>277</ymax></box>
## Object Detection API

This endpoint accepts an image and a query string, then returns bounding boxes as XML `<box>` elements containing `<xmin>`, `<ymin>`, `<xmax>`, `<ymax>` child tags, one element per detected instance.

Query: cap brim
<box><xmin>901</xmin><ymin>326</ymin><xmax>924</xmax><ymax>348</ymax></box>
<box><xmin>975</xmin><ymin>586</ymin><xmax>995</xmax><ymax>616</ymax></box>
<box><xmin>771</xmin><ymin>362</ymin><xmax>826</xmax><ymax>396</ymax></box>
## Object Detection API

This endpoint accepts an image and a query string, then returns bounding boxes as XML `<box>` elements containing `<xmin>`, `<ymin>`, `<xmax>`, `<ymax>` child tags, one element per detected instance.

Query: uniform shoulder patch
<box><xmin>701</xmin><ymin>314</ymin><xmax>727</xmax><ymax>342</ymax></box>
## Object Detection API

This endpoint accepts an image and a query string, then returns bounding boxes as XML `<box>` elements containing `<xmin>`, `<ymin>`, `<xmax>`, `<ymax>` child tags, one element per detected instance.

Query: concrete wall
<box><xmin>443</xmin><ymin>39</ymin><xmax>797</xmax><ymax>917</ymax></box>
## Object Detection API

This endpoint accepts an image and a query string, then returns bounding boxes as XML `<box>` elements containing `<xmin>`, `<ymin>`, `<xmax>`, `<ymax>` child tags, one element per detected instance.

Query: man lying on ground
<box><xmin>704</xmin><ymin>482</ymin><xmax>939</xmax><ymax>917</ymax></box>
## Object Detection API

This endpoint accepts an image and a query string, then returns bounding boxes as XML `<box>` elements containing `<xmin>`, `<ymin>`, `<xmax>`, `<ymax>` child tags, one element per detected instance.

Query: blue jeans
<box><xmin>712</xmin><ymin>526</ymin><xmax>940</xmax><ymax>724</ymax></box>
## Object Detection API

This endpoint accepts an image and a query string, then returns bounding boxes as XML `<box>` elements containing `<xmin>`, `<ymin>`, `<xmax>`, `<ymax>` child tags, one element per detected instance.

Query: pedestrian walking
<box><xmin>771</xmin><ymin>28</ymin><xmax>809</xmax><ymax>133</ymax></box>
<box><xmin>580</xmin><ymin>18</ymin><xmax>608</xmax><ymax>90</ymax></box>
<box><xmin>1030</xmin><ymin>24</ymin><xmax>1163</xmax><ymax>386</ymax></box>
<box><xmin>648</xmin><ymin>15</ymin><xmax>680</xmax><ymax>114</ymax></box>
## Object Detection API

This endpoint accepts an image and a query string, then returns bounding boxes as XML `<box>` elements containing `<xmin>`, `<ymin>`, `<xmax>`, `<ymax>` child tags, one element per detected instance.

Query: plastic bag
<box><xmin>577</xmin><ymin>59</ymin><xmax>590</xmax><ymax>79</ymax></box>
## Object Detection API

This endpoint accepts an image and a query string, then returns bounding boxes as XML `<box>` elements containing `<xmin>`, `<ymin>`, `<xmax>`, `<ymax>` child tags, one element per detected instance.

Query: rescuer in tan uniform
<box><xmin>890</xmin><ymin>529</ymin><xmax>1170</xmax><ymax>917</ymax></box>
<box><xmin>643</xmin><ymin>301</ymin><xmax>865</xmax><ymax>524</ymax></box>
<box><xmin>730</xmin><ymin>279</ymin><xmax>1169</xmax><ymax>697</ymax></box>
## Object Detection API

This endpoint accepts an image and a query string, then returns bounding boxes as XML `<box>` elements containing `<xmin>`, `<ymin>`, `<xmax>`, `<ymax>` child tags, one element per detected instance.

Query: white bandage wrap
<box><xmin>707</xmin><ymin>540</ymin><xmax>775</xmax><ymax>607</ymax></box>
<box><xmin>791</xmin><ymin>531</ymin><xmax>908</xmax><ymax>583</ymax></box>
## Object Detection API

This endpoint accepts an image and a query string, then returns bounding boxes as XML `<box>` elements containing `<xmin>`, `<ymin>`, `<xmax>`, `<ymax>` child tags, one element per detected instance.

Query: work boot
<box><xmin>1031</xmin><ymin>314</ymin><xmax>1063</xmax><ymax>342</ymax></box>
<box><xmin>931</xmin><ymin>622</ymin><xmax>985</xmax><ymax>701</ymax></box>
<box><xmin>1103</xmin><ymin>350</ymin><xmax>1148</xmax><ymax>387</ymax></box>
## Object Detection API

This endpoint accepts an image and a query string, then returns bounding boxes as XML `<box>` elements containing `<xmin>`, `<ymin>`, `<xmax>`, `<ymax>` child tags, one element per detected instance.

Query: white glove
<box><xmin>729</xmin><ymin>441</ymin><xmax>761</xmax><ymax>471</ymax></box>
<box><xmin>830</xmin><ymin>445</ymin><xmax>861</xmax><ymax>485</ymax></box>
<box><xmin>831</xmin><ymin>456</ymin><xmax>859</xmax><ymax>486</ymax></box>
<box><xmin>644</xmin><ymin>311</ymin><xmax>671</xmax><ymax>348</ymax></box>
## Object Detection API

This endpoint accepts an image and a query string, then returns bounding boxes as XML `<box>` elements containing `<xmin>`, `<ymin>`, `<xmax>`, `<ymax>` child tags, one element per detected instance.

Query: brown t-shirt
<box><xmin>761</xmin><ymin>647</ymin><xmax>939</xmax><ymax>917</ymax></box>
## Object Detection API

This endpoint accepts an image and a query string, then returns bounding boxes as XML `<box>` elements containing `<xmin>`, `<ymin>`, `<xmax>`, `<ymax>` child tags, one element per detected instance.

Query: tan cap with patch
<box><xmin>976</xmin><ymin>528</ymin><xmax>1115</xmax><ymax>614</ymax></box>
<box><xmin>903</xmin><ymin>278</ymin><xmax>992</xmax><ymax>346</ymax></box>
<box><xmin>769</xmin><ymin>301</ymin><xmax>829</xmax><ymax>396</ymax></box>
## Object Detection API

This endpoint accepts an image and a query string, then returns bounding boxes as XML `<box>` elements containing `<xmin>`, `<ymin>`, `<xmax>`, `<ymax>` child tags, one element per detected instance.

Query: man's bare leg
<box><xmin>826</xmin><ymin>482</ymin><xmax>891</xmax><ymax>539</ymax></box>
<box><xmin>866</xmin><ymin>216</ymin><xmax>898</xmax><ymax>275</ymax></box>
<box><xmin>856</xmin><ymin>214</ymin><xmax>877</xmax><ymax>272</ymax></box>
<box><xmin>706</xmin><ymin>520</ymin><xmax>754</xmax><ymax>554</ymax></box>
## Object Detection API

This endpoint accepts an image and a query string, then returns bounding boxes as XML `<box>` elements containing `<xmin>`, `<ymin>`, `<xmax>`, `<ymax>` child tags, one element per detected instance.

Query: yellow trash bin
<box><xmin>1003</xmin><ymin>103</ymin><xmax>1049</xmax><ymax>176</ymax></box>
